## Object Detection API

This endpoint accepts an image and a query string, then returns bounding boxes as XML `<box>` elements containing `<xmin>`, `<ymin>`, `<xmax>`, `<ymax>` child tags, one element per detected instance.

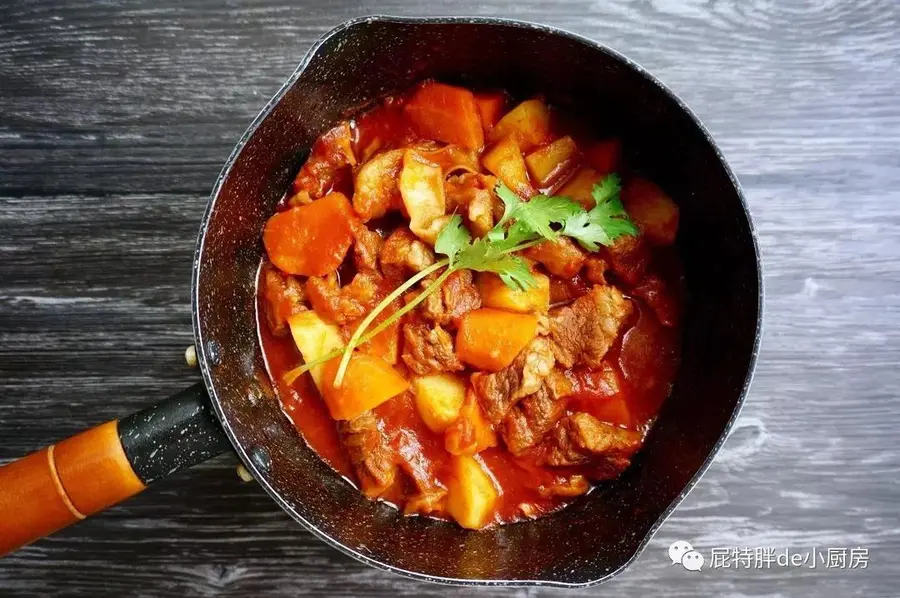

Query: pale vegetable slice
<box><xmin>482</xmin><ymin>137</ymin><xmax>533</xmax><ymax>198</ymax></box>
<box><xmin>487</xmin><ymin>99</ymin><xmax>552</xmax><ymax>151</ymax></box>
<box><xmin>399</xmin><ymin>150</ymin><xmax>447</xmax><ymax>244</ymax></box>
<box><xmin>446</xmin><ymin>455</ymin><xmax>499</xmax><ymax>529</ymax></box>
<box><xmin>525</xmin><ymin>136</ymin><xmax>578</xmax><ymax>186</ymax></box>
<box><xmin>477</xmin><ymin>271</ymin><xmax>550</xmax><ymax>314</ymax></box>
<box><xmin>287</xmin><ymin>311</ymin><xmax>344</xmax><ymax>390</ymax></box>
<box><xmin>353</xmin><ymin>149</ymin><xmax>404</xmax><ymax>221</ymax></box>
<box><xmin>411</xmin><ymin>373</ymin><xmax>467</xmax><ymax>433</ymax></box>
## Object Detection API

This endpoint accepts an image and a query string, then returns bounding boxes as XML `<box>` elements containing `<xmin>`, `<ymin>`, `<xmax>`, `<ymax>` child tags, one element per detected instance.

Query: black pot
<box><xmin>0</xmin><ymin>16</ymin><xmax>762</xmax><ymax>587</ymax></box>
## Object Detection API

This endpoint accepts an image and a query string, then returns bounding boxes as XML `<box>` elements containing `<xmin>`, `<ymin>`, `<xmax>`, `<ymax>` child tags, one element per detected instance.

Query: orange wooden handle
<box><xmin>0</xmin><ymin>420</ymin><xmax>146</xmax><ymax>556</ymax></box>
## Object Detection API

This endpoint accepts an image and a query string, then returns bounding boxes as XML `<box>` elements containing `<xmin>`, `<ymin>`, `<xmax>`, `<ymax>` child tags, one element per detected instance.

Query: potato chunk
<box><xmin>399</xmin><ymin>150</ymin><xmax>447</xmax><ymax>244</ymax></box>
<box><xmin>446</xmin><ymin>455</ymin><xmax>499</xmax><ymax>529</ymax></box>
<box><xmin>488</xmin><ymin>99</ymin><xmax>551</xmax><ymax>151</ymax></box>
<box><xmin>477</xmin><ymin>272</ymin><xmax>550</xmax><ymax>314</ymax></box>
<box><xmin>482</xmin><ymin>137</ymin><xmax>533</xmax><ymax>198</ymax></box>
<box><xmin>558</xmin><ymin>167</ymin><xmax>602</xmax><ymax>209</ymax></box>
<box><xmin>287</xmin><ymin>311</ymin><xmax>344</xmax><ymax>390</ymax></box>
<box><xmin>621</xmin><ymin>177</ymin><xmax>679</xmax><ymax>246</ymax></box>
<box><xmin>412</xmin><ymin>373</ymin><xmax>467</xmax><ymax>433</ymax></box>
<box><xmin>525</xmin><ymin>136</ymin><xmax>578</xmax><ymax>186</ymax></box>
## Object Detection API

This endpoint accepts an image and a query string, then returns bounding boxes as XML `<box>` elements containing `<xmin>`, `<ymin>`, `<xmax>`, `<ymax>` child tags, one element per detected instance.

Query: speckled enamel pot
<box><xmin>184</xmin><ymin>16</ymin><xmax>762</xmax><ymax>586</ymax></box>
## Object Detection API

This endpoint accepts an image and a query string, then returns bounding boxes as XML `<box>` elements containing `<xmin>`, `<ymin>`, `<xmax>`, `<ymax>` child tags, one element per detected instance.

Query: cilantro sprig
<box><xmin>285</xmin><ymin>173</ymin><xmax>638</xmax><ymax>387</ymax></box>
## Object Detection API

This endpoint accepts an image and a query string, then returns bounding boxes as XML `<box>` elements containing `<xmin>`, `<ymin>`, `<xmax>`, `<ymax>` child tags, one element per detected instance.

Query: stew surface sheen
<box><xmin>256</xmin><ymin>82</ymin><xmax>683</xmax><ymax>529</ymax></box>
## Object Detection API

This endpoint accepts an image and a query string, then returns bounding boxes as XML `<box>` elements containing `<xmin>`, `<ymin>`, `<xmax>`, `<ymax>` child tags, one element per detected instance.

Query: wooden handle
<box><xmin>0</xmin><ymin>421</ymin><xmax>146</xmax><ymax>556</ymax></box>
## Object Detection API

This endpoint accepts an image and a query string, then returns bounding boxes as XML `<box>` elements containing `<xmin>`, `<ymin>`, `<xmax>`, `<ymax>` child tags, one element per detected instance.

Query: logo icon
<box><xmin>668</xmin><ymin>540</ymin><xmax>704</xmax><ymax>571</ymax></box>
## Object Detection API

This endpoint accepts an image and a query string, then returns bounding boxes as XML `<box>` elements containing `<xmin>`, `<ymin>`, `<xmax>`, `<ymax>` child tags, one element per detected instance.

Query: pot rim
<box><xmin>191</xmin><ymin>14</ymin><xmax>764</xmax><ymax>587</ymax></box>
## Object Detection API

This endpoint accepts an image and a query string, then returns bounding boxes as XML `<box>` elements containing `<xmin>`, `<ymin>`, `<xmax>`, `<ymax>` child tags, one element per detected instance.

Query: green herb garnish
<box><xmin>286</xmin><ymin>174</ymin><xmax>638</xmax><ymax>387</ymax></box>
<box><xmin>561</xmin><ymin>174</ymin><xmax>640</xmax><ymax>251</ymax></box>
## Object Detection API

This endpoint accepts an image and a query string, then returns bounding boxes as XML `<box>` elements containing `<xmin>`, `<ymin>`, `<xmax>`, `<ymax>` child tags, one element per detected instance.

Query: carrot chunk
<box><xmin>404</xmin><ymin>82</ymin><xmax>485</xmax><ymax>151</ymax></box>
<box><xmin>262</xmin><ymin>192</ymin><xmax>355</xmax><ymax>277</ymax></box>
<box><xmin>321</xmin><ymin>354</ymin><xmax>409</xmax><ymax>420</ymax></box>
<box><xmin>456</xmin><ymin>308</ymin><xmax>539</xmax><ymax>371</ymax></box>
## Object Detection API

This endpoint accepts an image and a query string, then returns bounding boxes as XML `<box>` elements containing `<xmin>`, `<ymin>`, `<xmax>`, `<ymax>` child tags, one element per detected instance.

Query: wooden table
<box><xmin>1</xmin><ymin>1</ymin><xmax>898</xmax><ymax>596</ymax></box>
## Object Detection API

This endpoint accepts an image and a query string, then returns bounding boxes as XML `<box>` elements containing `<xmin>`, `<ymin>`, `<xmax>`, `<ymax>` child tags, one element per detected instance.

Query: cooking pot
<box><xmin>0</xmin><ymin>15</ymin><xmax>762</xmax><ymax>587</ymax></box>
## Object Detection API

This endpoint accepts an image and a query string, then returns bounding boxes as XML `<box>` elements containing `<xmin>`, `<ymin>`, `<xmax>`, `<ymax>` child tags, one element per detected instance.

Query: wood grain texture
<box><xmin>1</xmin><ymin>0</ymin><xmax>899</xmax><ymax>596</ymax></box>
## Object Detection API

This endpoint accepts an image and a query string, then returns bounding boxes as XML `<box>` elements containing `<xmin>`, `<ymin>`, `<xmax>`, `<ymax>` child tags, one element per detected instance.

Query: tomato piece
<box><xmin>567</xmin><ymin>365</ymin><xmax>632</xmax><ymax>428</ymax></box>
<box><xmin>548</xmin><ymin>273</ymin><xmax>590</xmax><ymax>304</ymax></box>
<box><xmin>583</xmin><ymin>139</ymin><xmax>621</xmax><ymax>175</ymax></box>
<box><xmin>262</xmin><ymin>192</ymin><xmax>355</xmax><ymax>277</ymax></box>
<box><xmin>618</xmin><ymin>305</ymin><xmax>680</xmax><ymax>424</ymax></box>
<box><xmin>404</xmin><ymin>82</ymin><xmax>485</xmax><ymax>150</ymax></box>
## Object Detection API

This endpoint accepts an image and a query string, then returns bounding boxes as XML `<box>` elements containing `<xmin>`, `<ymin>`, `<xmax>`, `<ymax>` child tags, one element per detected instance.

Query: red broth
<box><xmin>257</xmin><ymin>81</ymin><xmax>683</xmax><ymax>527</ymax></box>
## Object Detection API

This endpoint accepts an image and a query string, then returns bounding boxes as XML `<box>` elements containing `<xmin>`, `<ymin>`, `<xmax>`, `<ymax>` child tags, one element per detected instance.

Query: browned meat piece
<box><xmin>547</xmin><ymin>285</ymin><xmax>632</xmax><ymax>368</ymax></box>
<box><xmin>379</xmin><ymin>227</ymin><xmax>436</xmax><ymax>280</ymax></box>
<box><xmin>471</xmin><ymin>337</ymin><xmax>555</xmax><ymax>424</ymax></box>
<box><xmin>472</xmin><ymin>351</ymin><xmax>526</xmax><ymax>424</ymax></box>
<box><xmin>350</xmin><ymin>221</ymin><xmax>383</xmax><ymax>273</ymax></box>
<box><xmin>600</xmin><ymin>233</ymin><xmax>651</xmax><ymax>286</ymax></box>
<box><xmin>523</xmin><ymin>237</ymin><xmax>586</xmax><ymax>278</ymax></box>
<box><xmin>353</xmin><ymin>149</ymin><xmax>404</xmax><ymax>221</ymax></box>
<box><xmin>293</xmin><ymin>122</ymin><xmax>356</xmax><ymax>198</ymax></box>
<box><xmin>583</xmin><ymin>256</ymin><xmax>609</xmax><ymax>285</ymax></box>
<box><xmin>306</xmin><ymin>271</ymin><xmax>384</xmax><ymax>325</ymax></box>
<box><xmin>544</xmin><ymin>413</ymin><xmax>642</xmax><ymax>480</ymax></box>
<box><xmin>262</xmin><ymin>265</ymin><xmax>307</xmax><ymax>336</ymax></box>
<box><xmin>537</xmin><ymin>474</ymin><xmax>590</xmax><ymax>498</ymax></box>
<box><xmin>394</xmin><ymin>427</ymin><xmax>448</xmax><ymax>515</ymax></box>
<box><xmin>420</xmin><ymin>269</ymin><xmax>482</xmax><ymax>329</ymax></box>
<box><xmin>401</xmin><ymin>323</ymin><xmax>464</xmax><ymax>375</ymax></box>
<box><xmin>337</xmin><ymin>411</ymin><xmax>397</xmax><ymax>498</ymax></box>
<box><xmin>445</xmin><ymin>173</ymin><xmax>500</xmax><ymax>237</ymax></box>
<box><xmin>502</xmin><ymin>383</ymin><xmax>568</xmax><ymax>455</ymax></box>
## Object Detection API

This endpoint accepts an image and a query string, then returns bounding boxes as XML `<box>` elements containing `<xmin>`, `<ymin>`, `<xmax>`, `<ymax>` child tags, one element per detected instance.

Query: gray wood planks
<box><xmin>1</xmin><ymin>0</ymin><xmax>898</xmax><ymax>596</ymax></box>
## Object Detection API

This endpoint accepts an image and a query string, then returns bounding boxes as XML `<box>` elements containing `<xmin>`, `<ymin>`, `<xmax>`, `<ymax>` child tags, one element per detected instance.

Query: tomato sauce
<box><xmin>256</xmin><ymin>82</ymin><xmax>684</xmax><ymax>527</ymax></box>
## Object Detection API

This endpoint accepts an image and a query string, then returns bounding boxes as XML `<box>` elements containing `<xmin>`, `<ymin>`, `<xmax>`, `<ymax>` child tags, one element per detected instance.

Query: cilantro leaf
<box><xmin>492</xmin><ymin>183</ymin><xmax>521</xmax><ymax>228</ymax></box>
<box><xmin>515</xmin><ymin>194</ymin><xmax>582</xmax><ymax>241</ymax></box>
<box><xmin>492</xmin><ymin>183</ymin><xmax>582</xmax><ymax>242</ymax></box>
<box><xmin>561</xmin><ymin>176</ymin><xmax>639</xmax><ymax>251</ymax></box>
<box><xmin>454</xmin><ymin>235</ymin><xmax>536</xmax><ymax>291</ymax></box>
<box><xmin>434</xmin><ymin>214</ymin><xmax>472</xmax><ymax>266</ymax></box>
<box><xmin>591</xmin><ymin>173</ymin><xmax>622</xmax><ymax>205</ymax></box>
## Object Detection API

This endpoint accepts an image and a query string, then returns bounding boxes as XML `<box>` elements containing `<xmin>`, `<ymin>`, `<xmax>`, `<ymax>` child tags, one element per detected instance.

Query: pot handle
<box><xmin>0</xmin><ymin>383</ymin><xmax>230</xmax><ymax>556</ymax></box>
